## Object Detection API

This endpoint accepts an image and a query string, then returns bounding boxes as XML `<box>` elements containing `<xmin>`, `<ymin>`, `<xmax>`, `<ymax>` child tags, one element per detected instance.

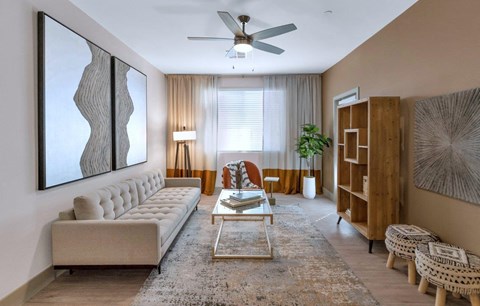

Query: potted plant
<box><xmin>295</xmin><ymin>123</ymin><xmax>331</xmax><ymax>199</ymax></box>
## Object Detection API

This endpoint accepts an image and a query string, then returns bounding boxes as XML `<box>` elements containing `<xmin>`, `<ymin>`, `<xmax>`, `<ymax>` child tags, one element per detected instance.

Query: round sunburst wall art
<box><xmin>414</xmin><ymin>87</ymin><xmax>480</xmax><ymax>205</ymax></box>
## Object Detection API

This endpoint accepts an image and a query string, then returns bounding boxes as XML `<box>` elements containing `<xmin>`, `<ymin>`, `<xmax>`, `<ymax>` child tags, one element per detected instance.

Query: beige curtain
<box><xmin>262</xmin><ymin>75</ymin><xmax>322</xmax><ymax>194</ymax></box>
<box><xmin>166</xmin><ymin>75</ymin><xmax>218</xmax><ymax>195</ymax></box>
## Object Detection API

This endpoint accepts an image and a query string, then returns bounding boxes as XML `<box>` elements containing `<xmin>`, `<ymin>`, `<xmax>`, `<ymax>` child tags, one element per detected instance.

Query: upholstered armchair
<box><xmin>222</xmin><ymin>160</ymin><xmax>262</xmax><ymax>189</ymax></box>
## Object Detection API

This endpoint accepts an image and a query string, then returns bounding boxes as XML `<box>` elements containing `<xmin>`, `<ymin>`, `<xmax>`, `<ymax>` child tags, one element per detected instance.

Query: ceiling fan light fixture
<box><xmin>234</xmin><ymin>42</ymin><xmax>253</xmax><ymax>53</ymax></box>
<box><xmin>234</xmin><ymin>37</ymin><xmax>253</xmax><ymax>53</ymax></box>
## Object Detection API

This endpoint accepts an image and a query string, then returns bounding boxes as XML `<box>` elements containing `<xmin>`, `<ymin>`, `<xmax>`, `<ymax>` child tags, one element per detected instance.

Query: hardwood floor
<box><xmin>24</xmin><ymin>269</ymin><xmax>150</xmax><ymax>305</ymax></box>
<box><xmin>295</xmin><ymin>194</ymin><xmax>469</xmax><ymax>306</ymax></box>
<box><xmin>26</xmin><ymin>193</ymin><xmax>470</xmax><ymax>305</ymax></box>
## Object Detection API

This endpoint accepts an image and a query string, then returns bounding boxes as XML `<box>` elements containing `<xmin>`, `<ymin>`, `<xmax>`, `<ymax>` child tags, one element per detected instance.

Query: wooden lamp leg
<box><xmin>173</xmin><ymin>142</ymin><xmax>180</xmax><ymax>177</ymax></box>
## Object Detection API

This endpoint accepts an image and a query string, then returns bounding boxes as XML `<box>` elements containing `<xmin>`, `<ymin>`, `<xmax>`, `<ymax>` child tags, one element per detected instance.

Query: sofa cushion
<box><xmin>59</xmin><ymin>209</ymin><xmax>76</xmax><ymax>220</ymax></box>
<box><xmin>147</xmin><ymin>187</ymin><xmax>201</xmax><ymax>211</ymax></box>
<box><xmin>74</xmin><ymin>180</ymin><xmax>139</xmax><ymax>220</ymax></box>
<box><xmin>135</xmin><ymin>170</ymin><xmax>166</xmax><ymax>203</ymax></box>
<box><xmin>118</xmin><ymin>204</ymin><xmax>186</xmax><ymax>245</ymax></box>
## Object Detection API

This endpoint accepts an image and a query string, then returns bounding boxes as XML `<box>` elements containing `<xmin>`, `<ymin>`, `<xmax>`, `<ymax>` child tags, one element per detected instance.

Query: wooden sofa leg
<box><xmin>157</xmin><ymin>265</ymin><xmax>161</xmax><ymax>274</ymax></box>
<box><xmin>195</xmin><ymin>205</ymin><xmax>198</xmax><ymax>211</ymax></box>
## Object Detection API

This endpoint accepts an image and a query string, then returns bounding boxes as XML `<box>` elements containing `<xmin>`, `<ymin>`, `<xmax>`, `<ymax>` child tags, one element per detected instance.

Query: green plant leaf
<box><xmin>295</xmin><ymin>123</ymin><xmax>332</xmax><ymax>173</ymax></box>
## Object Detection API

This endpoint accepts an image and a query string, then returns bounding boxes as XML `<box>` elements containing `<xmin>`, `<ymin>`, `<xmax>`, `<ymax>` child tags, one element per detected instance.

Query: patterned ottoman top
<box><xmin>387</xmin><ymin>224</ymin><xmax>440</xmax><ymax>242</ymax></box>
<box><xmin>417</xmin><ymin>242</ymin><xmax>480</xmax><ymax>270</ymax></box>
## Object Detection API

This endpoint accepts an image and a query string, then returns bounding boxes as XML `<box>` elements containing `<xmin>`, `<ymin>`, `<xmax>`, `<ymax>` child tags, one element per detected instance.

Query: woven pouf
<box><xmin>416</xmin><ymin>242</ymin><xmax>480</xmax><ymax>306</ymax></box>
<box><xmin>385</xmin><ymin>224</ymin><xmax>440</xmax><ymax>285</ymax></box>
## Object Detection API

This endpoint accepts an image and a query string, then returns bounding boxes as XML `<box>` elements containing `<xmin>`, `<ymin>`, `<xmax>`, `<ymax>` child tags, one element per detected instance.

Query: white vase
<box><xmin>303</xmin><ymin>176</ymin><xmax>316</xmax><ymax>199</ymax></box>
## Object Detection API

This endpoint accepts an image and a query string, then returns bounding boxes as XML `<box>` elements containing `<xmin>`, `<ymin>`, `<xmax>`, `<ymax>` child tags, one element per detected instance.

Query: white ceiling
<box><xmin>69</xmin><ymin>0</ymin><xmax>417</xmax><ymax>75</ymax></box>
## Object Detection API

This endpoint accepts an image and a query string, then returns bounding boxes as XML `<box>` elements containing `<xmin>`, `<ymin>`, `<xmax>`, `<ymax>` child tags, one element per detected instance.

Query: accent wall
<box><xmin>322</xmin><ymin>0</ymin><xmax>480</xmax><ymax>254</ymax></box>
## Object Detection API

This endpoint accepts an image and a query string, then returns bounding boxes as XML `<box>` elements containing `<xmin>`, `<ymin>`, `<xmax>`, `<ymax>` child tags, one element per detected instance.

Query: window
<box><xmin>217</xmin><ymin>89</ymin><xmax>263</xmax><ymax>151</ymax></box>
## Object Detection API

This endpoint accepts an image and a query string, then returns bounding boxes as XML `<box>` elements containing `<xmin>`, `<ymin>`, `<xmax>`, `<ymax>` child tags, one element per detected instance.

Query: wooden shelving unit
<box><xmin>336</xmin><ymin>96</ymin><xmax>400</xmax><ymax>253</ymax></box>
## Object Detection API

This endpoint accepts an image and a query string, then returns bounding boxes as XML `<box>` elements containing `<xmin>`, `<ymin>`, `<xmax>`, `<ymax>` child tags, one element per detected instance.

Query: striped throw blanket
<box><xmin>225</xmin><ymin>160</ymin><xmax>259</xmax><ymax>189</ymax></box>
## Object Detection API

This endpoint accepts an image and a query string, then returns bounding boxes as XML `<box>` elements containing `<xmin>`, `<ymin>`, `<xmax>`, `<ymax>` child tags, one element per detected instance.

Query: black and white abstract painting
<box><xmin>38</xmin><ymin>12</ymin><xmax>111</xmax><ymax>189</ymax></box>
<box><xmin>112</xmin><ymin>57</ymin><xmax>147</xmax><ymax>170</ymax></box>
<box><xmin>414</xmin><ymin>88</ymin><xmax>480</xmax><ymax>205</ymax></box>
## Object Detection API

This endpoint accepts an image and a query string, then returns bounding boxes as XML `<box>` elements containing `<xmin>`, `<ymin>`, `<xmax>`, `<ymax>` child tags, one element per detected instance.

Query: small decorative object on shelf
<box><xmin>363</xmin><ymin>176</ymin><xmax>368</xmax><ymax>196</ymax></box>
<box><xmin>345</xmin><ymin>208</ymin><xmax>351</xmax><ymax>217</ymax></box>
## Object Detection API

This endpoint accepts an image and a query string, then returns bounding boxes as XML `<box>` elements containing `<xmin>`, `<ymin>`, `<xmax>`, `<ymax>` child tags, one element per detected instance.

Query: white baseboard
<box><xmin>322</xmin><ymin>187</ymin><xmax>334</xmax><ymax>201</ymax></box>
<box><xmin>0</xmin><ymin>266</ymin><xmax>62</xmax><ymax>306</ymax></box>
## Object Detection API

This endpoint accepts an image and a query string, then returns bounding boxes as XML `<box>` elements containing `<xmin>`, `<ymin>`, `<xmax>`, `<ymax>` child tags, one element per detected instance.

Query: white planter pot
<box><xmin>303</xmin><ymin>176</ymin><xmax>316</xmax><ymax>199</ymax></box>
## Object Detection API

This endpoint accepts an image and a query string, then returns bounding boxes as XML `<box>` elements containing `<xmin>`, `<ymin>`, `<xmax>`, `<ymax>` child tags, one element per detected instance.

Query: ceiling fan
<box><xmin>187</xmin><ymin>11</ymin><xmax>297</xmax><ymax>56</ymax></box>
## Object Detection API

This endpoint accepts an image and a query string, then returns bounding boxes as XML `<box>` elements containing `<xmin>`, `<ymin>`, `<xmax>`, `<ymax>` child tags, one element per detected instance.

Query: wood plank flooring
<box><xmin>26</xmin><ymin>193</ymin><xmax>470</xmax><ymax>305</ymax></box>
<box><xmin>25</xmin><ymin>269</ymin><xmax>150</xmax><ymax>305</ymax></box>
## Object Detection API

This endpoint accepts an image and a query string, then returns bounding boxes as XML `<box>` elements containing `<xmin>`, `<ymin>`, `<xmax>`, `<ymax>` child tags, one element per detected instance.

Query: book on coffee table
<box><xmin>229</xmin><ymin>193</ymin><xmax>262</xmax><ymax>202</ymax></box>
<box><xmin>220</xmin><ymin>197</ymin><xmax>265</xmax><ymax>208</ymax></box>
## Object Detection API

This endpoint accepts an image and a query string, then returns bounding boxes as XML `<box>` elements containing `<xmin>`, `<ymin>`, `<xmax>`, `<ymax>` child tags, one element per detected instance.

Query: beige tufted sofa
<box><xmin>51</xmin><ymin>169</ymin><xmax>201</xmax><ymax>272</ymax></box>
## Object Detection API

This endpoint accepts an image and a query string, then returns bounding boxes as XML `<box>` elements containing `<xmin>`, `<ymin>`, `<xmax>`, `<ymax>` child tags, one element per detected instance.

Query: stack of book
<box><xmin>220</xmin><ymin>193</ymin><xmax>264</xmax><ymax>208</ymax></box>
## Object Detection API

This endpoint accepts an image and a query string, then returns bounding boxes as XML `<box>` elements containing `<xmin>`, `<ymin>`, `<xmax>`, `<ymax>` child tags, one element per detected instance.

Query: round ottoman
<box><xmin>385</xmin><ymin>224</ymin><xmax>440</xmax><ymax>285</ymax></box>
<box><xmin>416</xmin><ymin>242</ymin><xmax>480</xmax><ymax>306</ymax></box>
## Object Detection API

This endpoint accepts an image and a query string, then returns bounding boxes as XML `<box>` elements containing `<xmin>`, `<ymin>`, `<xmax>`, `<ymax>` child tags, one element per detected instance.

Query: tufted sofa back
<box><xmin>73</xmin><ymin>180</ymin><xmax>139</xmax><ymax>220</ymax></box>
<box><xmin>134</xmin><ymin>169</ymin><xmax>165</xmax><ymax>204</ymax></box>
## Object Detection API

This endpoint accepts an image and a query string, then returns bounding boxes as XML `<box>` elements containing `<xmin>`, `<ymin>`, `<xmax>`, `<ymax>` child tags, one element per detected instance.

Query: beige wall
<box><xmin>322</xmin><ymin>0</ymin><xmax>480</xmax><ymax>254</ymax></box>
<box><xmin>0</xmin><ymin>0</ymin><xmax>166</xmax><ymax>300</ymax></box>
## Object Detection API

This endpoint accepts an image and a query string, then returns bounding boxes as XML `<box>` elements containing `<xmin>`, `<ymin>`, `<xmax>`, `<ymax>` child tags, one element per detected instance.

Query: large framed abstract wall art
<box><xmin>38</xmin><ymin>12</ymin><xmax>111</xmax><ymax>189</ymax></box>
<box><xmin>112</xmin><ymin>57</ymin><xmax>147</xmax><ymax>170</ymax></box>
<box><xmin>414</xmin><ymin>87</ymin><xmax>480</xmax><ymax>205</ymax></box>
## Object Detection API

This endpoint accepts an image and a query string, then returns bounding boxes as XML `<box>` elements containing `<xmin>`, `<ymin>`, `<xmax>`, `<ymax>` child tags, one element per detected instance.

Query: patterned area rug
<box><xmin>133</xmin><ymin>201</ymin><xmax>378</xmax><ymax>306</ymax></box>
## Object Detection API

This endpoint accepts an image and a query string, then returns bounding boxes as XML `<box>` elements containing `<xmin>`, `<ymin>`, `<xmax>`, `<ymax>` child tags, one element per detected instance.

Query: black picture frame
<box><xmin>38</xmin><ymin>12</ymin><xmax>112</xmax><ymax>189</ymax></box>
<box><xmin>111</xmin><ymin>57</ymin><xmax>148</xmax><ymax>170</ymax></box>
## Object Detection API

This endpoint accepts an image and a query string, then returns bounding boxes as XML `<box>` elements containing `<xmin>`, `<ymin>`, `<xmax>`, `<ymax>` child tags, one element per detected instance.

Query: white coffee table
<box><xmin>211</xmin><ymin>189</ymin><xmax>273</xmax><ymax>259</ymax></box>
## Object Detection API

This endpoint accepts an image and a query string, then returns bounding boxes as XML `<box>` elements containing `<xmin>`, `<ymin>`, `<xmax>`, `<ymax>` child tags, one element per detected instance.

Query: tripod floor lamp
<box><xmin>173</xmin><ymin>129</ymin><xmax>196</xmax><ymax>177</ymax></box>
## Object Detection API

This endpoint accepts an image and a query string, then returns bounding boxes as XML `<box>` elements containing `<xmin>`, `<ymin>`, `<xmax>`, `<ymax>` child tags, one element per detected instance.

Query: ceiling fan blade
<box><xmin>217</xmin><ymin>11</ymin><xmax>245</xmax><ymax>37</ymax></box>
<box><xmin>251</xmin><ymin>41</ymin><xmax>284</xmax><ymax>54</ymax></box>
<box><xmin>250</xmin><ymin>23</ymin><xmax>297</xmax><ymax>41</ymax></box>
<box><xmin>188</xmin><ymin>37</ymin><xmax>233</xmax><ymax>41</ymax></box>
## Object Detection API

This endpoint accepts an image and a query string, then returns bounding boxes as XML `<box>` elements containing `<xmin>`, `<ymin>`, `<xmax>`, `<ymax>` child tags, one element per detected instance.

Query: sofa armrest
<box><xmin>52</xmin><ymin>220</ymin><xmax>161</xmax><ymax>266</ymax></box>
<box><xmin>164</xmin><ymin>177</ymin><xmax>201</xmax><ymax>188</ymax></box>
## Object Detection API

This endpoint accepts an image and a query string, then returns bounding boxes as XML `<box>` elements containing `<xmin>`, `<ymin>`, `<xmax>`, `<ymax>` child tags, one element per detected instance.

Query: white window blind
<box><xmin>218</xmin><ymin>89</ymin><xmax>263</xmax><ymax>151</ymax></box>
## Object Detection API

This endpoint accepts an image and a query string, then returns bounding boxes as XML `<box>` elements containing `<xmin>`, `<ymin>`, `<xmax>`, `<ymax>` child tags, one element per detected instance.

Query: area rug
<box><xmin>132</xmin><ymin>201</ymin><xmax>378</xmax><ymax>306</ymax></box>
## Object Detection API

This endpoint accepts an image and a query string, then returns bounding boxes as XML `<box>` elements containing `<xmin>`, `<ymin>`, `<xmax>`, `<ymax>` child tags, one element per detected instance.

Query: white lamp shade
<box><xmin>173</xmin><ymin>130</ymin><xmax>196</xmax><ymax>141</ymax></box>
